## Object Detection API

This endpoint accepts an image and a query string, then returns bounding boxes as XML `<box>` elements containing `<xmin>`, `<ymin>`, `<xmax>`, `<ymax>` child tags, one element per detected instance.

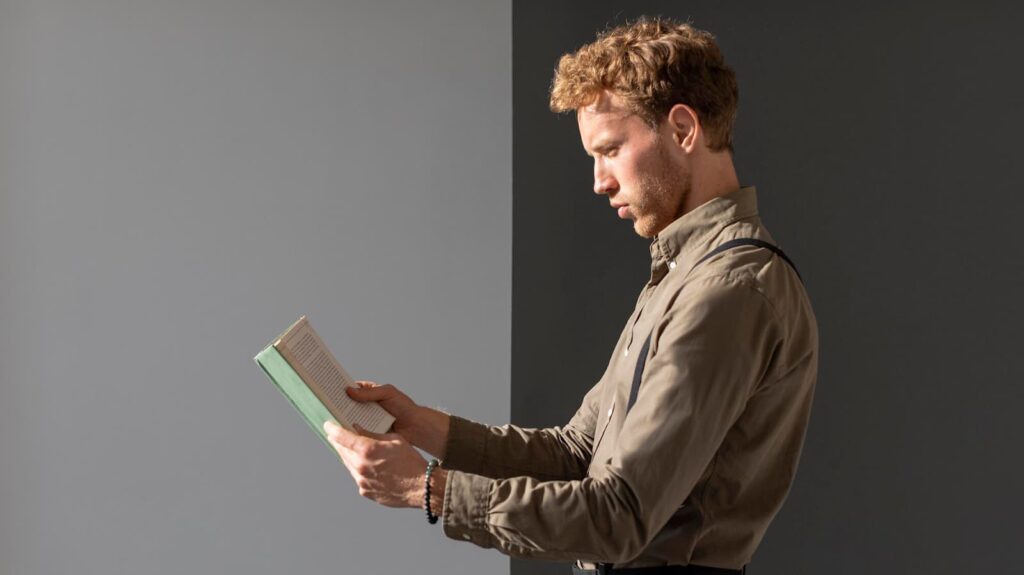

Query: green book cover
<box><xmin>254</xmin><ymin>344</ymin><xmax>336</xmax><ymax>451</ymax></box>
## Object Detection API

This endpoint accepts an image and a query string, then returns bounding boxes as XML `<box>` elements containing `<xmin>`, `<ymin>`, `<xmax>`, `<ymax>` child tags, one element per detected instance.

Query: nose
<box><xmin>593</xmin><ymin>158</ymin><xmax>618</xmax><ymax>195</ymax></box>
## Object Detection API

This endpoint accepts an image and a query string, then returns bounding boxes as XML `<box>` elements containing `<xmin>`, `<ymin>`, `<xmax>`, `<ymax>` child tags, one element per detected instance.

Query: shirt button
<box><xmin>623</xmin><ymin>348</ymin><xmax>629</xmax><ymax>357</ymax></box>
<box><xmin>462</xmin><ymin>534</ymin><xmax>471</xmax><ymax>540</ymax></box>
<box><xmin>607</xmin><ymin>405</ymin><xmax>614</xmax><ymax>418</ymax></box>
<box><xmin>668</xmin><ymin>260</ymin><xmax>677</xmax><ymax>270</ymax></box>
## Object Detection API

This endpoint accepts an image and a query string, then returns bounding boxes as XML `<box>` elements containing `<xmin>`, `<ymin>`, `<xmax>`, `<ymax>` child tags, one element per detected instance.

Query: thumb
<box><xmin>346</xmin><ymin>383</ymin><xmax>392</xmax><ymax>402</ymax></box>
<box><xmin>353</xmin><ymin>423</ymin><xmax>398</xmax><ymax>441</ymax></box>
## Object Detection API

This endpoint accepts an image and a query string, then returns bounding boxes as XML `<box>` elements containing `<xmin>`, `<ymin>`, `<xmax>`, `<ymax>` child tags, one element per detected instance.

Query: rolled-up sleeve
<box><xmin>440</xmin><ymin>277</ymin><xmax>782</xmax><ymax>563</ymax></box>
<box><xmin>441</xmin><ymin>378</ymin><xmax>602</xmax><ymax>481</ymax></box>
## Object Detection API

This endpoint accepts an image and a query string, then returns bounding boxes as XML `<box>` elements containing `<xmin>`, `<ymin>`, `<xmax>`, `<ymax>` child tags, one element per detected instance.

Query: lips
<box><xmin>614</xmin><ymin>205</ymin><xmax>630</xmax><ymax>219</ymax></box>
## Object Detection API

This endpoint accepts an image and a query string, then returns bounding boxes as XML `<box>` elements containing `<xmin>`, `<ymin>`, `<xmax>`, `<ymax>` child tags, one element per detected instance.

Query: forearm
<box><xmin>404</xmin><ymin>406</ymin><xmax>593</xmax><ymax>480</ymax></box>
<box><xmin>414</xmin><ymin>380</ymin><xmax>600</xmax><ymax>481</ymax></box>
<box><xmin>441</xmin><ymin>469</ymin><xmax>645</xmax><ymax>563</ymax></box>
<box><xmin>410</xmin><ymin>406</ymin><xmax>452</xmax><ymax>460</ymax></box>
<box><xmin>441</xmin><ymin>415</ymin><xmax>593</xmax><ymax>480</ymax></box>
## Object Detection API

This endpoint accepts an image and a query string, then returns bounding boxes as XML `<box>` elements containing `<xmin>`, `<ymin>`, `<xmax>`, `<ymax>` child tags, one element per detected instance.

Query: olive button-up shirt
<box><xmin>439</xmin><ymin>186</ymin><xmax>819</xmax><ymax>570</ymax></box>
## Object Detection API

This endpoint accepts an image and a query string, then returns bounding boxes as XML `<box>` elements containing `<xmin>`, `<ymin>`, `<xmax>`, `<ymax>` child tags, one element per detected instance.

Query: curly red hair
<box><xmin>549</xmin><ymin>17</ymin><xmax>739</xmax><ymax>152</ymax></box>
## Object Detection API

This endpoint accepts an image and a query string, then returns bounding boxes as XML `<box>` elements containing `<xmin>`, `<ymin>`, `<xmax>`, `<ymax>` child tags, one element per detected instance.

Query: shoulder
<box><xmin>656</xmin><ymin>272</ymin><xmax>782</xmax><ymax>347</ymax></box>
<box><xmin>681</xmin><ymin>225</ymin><xmax>805</xmax><ymax>324</ymax></box>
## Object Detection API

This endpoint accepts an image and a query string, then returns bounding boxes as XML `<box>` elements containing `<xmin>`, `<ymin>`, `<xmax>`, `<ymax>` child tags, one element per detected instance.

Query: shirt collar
<box><xmin>648</xmin><ymin>186</ymin><xmax>760</xmax><ymax>280</ymax></box>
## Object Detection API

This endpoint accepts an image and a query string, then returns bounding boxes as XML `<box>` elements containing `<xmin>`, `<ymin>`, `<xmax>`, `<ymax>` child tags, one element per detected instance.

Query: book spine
<box><xmin>254</xmin><ymin>345</ymin><xmax>337</xmax><ymax>451</ymax></box>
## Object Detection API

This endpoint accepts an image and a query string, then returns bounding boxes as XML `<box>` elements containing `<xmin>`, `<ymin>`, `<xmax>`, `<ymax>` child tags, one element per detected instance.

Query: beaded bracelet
<box><xmin>424</xmin><ymin>458</ymin><xmax>440</xmax><ymax>524</ymax></box>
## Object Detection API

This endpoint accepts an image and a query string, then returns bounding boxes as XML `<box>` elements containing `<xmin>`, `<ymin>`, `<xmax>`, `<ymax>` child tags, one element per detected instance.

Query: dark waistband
<box><xmin>572</xmin><ymin>564</ymin><xmax>744</xmax><ymax>575</ymax></box>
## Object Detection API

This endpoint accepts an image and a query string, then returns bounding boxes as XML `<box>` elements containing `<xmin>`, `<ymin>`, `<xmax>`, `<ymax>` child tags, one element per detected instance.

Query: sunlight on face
<box><xmin>577</xmin><ymin>92</ymin><xmax>690</xmax><ymax>238</ymax></box>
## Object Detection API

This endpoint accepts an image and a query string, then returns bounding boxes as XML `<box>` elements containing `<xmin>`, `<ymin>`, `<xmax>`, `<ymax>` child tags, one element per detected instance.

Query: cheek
<box><xmin>624</xmin><ymin>146</ymin><xmax>660</xmax><ymax>179</ymax></box>
<box><xmin>612</xmin><ymin>158</ymin><xmax>640</xmax><ymax>190</ymax></box>
<box><xmin>620</xmin><ymin>157</ymin><xmax>653</xmax><ymax>198</ymax></box>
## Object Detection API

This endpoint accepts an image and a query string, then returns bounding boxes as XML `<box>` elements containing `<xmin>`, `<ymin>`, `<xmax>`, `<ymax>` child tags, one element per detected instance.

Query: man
<box><xmin>323</xmin><ymin>17</ymin><xmax>818</xmax><ymax>573</ymax></box>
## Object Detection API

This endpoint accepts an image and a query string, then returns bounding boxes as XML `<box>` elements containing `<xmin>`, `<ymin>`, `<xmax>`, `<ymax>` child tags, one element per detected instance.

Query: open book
<box><xmin>254</xmin><ymin>316</ymin><xmax>395</xmax><ymax>449</ymax></box>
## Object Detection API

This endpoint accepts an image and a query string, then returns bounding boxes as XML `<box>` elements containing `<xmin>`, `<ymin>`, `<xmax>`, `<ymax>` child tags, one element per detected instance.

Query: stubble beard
<box><xmin>633</xmin><ymin>149</ymin><xmax>690</xmax><ymax>239</ymax></box>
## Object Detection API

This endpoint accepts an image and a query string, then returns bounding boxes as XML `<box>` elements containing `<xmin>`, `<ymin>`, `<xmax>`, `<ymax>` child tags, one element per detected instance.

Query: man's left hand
<box><xmin>323</xmin><ymin>420</ymin><xmax>426</xmax><ymax>508</ymax></box>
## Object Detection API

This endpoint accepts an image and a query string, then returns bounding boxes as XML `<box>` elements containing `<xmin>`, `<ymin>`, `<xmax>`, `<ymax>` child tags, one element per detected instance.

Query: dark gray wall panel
<box><xmin>512</xmin><ymin>3</ymin><xmax>1023</xmax><ymax>574</ymax></box>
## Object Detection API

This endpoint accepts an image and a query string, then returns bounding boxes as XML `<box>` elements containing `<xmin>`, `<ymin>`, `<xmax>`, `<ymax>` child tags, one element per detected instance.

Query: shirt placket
<box><xmin>624</xmin><ymin>244</ymin><xmax>672</xmax><ymax>356</ymax></box>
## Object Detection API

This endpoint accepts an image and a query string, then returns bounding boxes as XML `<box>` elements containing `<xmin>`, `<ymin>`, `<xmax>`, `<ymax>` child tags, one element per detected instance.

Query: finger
<box><xmin>326</xmin><ymin>433</ymin><xmax>348</xmax><ymax>460</ymax></box>
<box><xmin>325</xmin><ymin>428</ymin><xmax>362</xmax><ymax>468</ymax></box>
<box><xmin>325</xmin><ymin>430</ymin><xmax>348</xmax><ymax>463</ymax></box>
<box><xmin>352</xmin><ymin>423</ymin><xmax>395</xmax><ymax>441</ymax></box>
<box><xmin>324</xmin><ymin>423</ymin><xmax>345</xmax><ymax>453</ymax></box>
<box><xmin>346</xmin><ymin>383</ymin><xmax>394</xmax><ymax>402</ymax></box>
<box><xmin>323</xmin><ymin>420</ymin><xmax>362</xmax><ymax>450</ymax></box>
<box><xmin>332</xmin><ymin>446</ymin><xmax>361</xmax><ymax>480</ymax></box>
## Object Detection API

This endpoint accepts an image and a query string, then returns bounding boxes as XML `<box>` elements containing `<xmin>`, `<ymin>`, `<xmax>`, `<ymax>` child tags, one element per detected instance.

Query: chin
<box><xmin>634</xmin><ymin>213</ymin><xmax>670</xmax><ymax>238</ymax></box>
<box><xmin>633</xmin><ymin>220</ymin><xmax>655</xmax><ymax>239</ymax></box>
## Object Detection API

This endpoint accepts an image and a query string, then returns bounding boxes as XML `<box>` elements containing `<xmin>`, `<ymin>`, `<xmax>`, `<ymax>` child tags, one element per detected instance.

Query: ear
<box><xmin>666</xmin><ymin>104</ymin><xmax>701</xmax><ymax>153</ymax></box>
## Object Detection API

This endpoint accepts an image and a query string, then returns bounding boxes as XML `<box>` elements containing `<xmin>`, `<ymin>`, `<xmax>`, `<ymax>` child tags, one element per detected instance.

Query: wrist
<box><xmin>413</xmin><ymin>407</ymin><xmax>451</xmax><ymax>460</ymax></box>
<box><xmin>428</xmin><ymin>467</ymin><xmax>447</xmax><ymax>519</ymax></box>
<box><xmin>421</xmin><ymin>459</ymin><xmax>446</xmax><ymax>524</ymax></box>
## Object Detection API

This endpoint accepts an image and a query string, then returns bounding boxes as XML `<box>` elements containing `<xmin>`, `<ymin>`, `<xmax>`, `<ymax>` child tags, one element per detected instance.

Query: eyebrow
<box><xmin>585</xmin><ymin>138</ymin><xmax>618</xmax><ymax>157</ymax></box>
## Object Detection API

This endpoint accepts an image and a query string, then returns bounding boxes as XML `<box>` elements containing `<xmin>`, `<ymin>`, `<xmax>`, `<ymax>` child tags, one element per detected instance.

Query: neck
<box><xmin>680</xmin><ymin>150</ymin><xmax>740</xmax><ymax>216</ymax></box>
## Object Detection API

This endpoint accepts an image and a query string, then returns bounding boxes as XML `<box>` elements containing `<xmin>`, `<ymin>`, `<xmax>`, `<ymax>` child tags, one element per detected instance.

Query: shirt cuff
<box><xmin>441</xmin><ymin>414</ymin><xmax>489</xmax><ymax>474</ymax></box>
<box><xmin>441</xmin><ymin>468</ymin><xmax>494</xmax><ymax>547</ymax></box>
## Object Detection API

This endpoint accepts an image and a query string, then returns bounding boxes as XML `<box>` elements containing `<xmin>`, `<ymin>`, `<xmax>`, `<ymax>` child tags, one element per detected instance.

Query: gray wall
<box><xmin>0</xmin><ymin>1</ymin><xmax>510</xmax><ymax>574</ymax></box>
<box><xmin>512</xmin><ymin>2</ymin><xmax>1023</xmax><ymax>574</ymax></box>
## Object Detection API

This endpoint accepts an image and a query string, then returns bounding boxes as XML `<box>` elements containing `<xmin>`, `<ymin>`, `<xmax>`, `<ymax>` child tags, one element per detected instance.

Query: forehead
<box><xmin>576</xmin><ymin>92</ymin><xmax>650</xmax><ymax>148</ymax></box>
<box><xmin>577</xmin><ymin>92</ymin><xmax>631</xmax><ymax>126</ymax></box>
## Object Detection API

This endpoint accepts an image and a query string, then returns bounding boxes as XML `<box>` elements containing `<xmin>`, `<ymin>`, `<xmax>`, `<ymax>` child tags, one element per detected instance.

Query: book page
<box><xmin>274</xmin><ymin>317</ymin><xmax>395</xmax><ymax>435</ymax></box>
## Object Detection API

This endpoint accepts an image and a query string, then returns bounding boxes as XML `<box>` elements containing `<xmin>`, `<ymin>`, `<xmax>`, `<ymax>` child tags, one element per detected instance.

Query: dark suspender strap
<box><xmin>699</xmin><ymin>238</ymin><xmax>802</xmax><ymax>283</ymax></box>
<box><xmin>624</xmin><ymin>238</ymin><xmax>802</xmax><ymax>415</ymax></box>
<box><xmin>626</xmin><ymin>331</ymin><xmax>654</xmax><ymax>413</ymax></box>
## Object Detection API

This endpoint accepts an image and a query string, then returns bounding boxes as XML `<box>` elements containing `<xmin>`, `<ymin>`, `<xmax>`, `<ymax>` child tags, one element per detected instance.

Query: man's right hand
<box><xmin>346</xmin><ymin>381</ymin><xmax>451</xmax><ymax>460</ymax></box>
